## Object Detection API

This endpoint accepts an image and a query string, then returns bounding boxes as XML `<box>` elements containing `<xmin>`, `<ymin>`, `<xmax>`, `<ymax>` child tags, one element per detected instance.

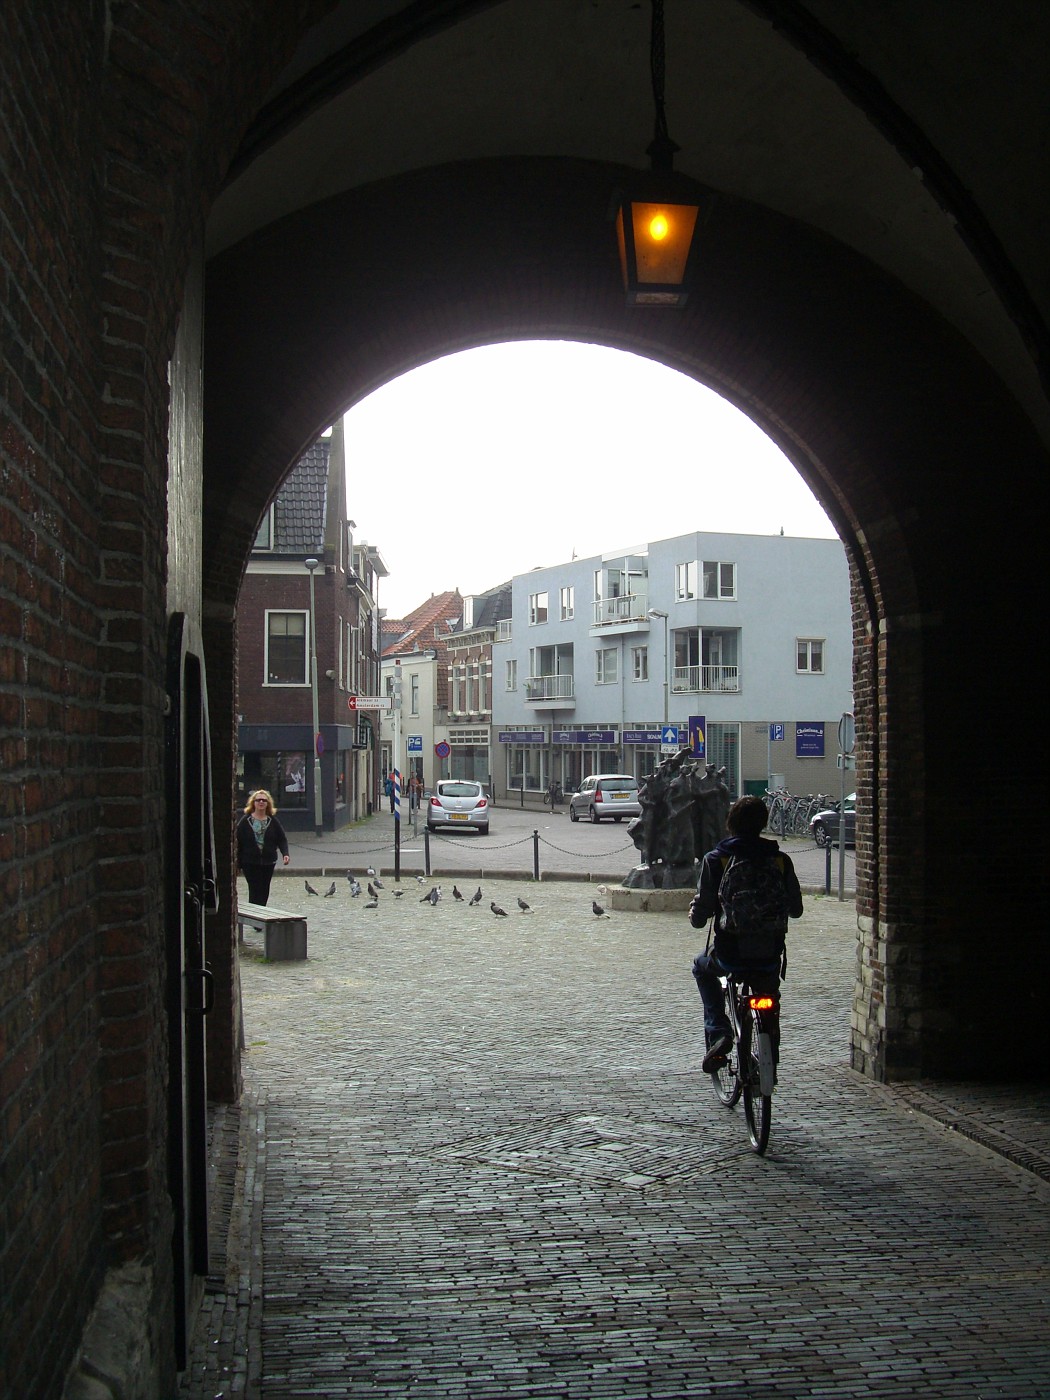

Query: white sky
<box><xmin>342</xmin><ymin>340</ymin><xmax>838</xmax><ymax>620</ymax></box>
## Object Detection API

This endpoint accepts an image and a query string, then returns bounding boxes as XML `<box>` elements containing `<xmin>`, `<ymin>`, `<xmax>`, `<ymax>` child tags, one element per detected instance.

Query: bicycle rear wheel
<box><xmin>741</xmin><ymin>1010</ymin><xmax>772</xmax><ymax>1153</ymax></box>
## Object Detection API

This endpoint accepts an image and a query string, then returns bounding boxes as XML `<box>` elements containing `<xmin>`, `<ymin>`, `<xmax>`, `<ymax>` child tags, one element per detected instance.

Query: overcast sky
<box><xmin>341</xmin><ymin>340</ymin><xmax>838</xmax><ymax>619</ymax></box>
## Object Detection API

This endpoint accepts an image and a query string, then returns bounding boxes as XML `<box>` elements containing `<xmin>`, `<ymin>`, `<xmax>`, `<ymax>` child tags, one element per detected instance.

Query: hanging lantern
<box><xmin>616</xmin><ymin>0</ymin><xmax>702</xmax><ymax>308</ymax></box>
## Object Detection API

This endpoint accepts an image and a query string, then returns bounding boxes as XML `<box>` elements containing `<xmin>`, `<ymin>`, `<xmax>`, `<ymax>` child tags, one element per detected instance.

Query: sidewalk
<box><xmin>182</xmin><ymin>876</ymin><xmax>1050</xmax><ymax>1398</ymax></box>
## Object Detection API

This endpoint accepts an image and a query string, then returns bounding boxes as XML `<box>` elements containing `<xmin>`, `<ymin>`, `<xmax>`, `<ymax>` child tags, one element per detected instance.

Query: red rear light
<box><xmin>429</xmin><ymin>796</ymin><xmax>440</xmax><ymax>807</ymax></box>
<box><xmin>476</xmin><ymin>797</ymin><xmax>488</xmax><ymax>808</ymax></box>
<box><xmin>594</xmin><ymin>789</ymin><xmax>603</xmax><ymax>802</ymax></box>
<box><xmin>749</xmin><ymin>995</ymin><xmax>776</xmax><ymax>1011</ymax></box>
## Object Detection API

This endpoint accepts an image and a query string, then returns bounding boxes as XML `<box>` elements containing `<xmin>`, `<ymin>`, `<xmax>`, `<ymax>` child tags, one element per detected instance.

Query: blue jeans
<box><xmin>692</xmin><ymin>951</ymin><xmax>779</xmax><ymax>1038</ymax></box>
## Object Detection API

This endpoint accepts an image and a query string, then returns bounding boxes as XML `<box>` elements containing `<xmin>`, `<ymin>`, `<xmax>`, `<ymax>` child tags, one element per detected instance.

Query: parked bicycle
<box><xmin>542</xmin><ymin>779</ymin><xmax>564</xmax><ymax>807</ymax></box>
<box><xmin>706</xmin><ymin>970</ymin><xmax>780</xmax><ymax>1154</ymax></box>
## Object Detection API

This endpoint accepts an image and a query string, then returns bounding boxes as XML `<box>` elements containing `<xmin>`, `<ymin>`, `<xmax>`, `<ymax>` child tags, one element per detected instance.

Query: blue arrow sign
<box><xmin>661</xmin><ymin>725</ymin><xmax>680</xmax><ymax>747</ymax></box>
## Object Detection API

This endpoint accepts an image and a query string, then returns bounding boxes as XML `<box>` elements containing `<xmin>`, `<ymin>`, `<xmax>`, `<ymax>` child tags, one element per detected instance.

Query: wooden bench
<box><xmin>236</xmin><ymin>901</ymin><xmax>308</xmax><ymax>961</ymax></box>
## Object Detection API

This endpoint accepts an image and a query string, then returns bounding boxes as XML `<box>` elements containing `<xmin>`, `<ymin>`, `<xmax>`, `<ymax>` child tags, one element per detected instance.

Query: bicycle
<box><xmin>542</xmin><ymin>780</ymin><xmax>564</xmax><ymax>808</ymax></box>
<box><xmin>706</xmin><ymin>971</ymin><xmax>780</xmax><ymax>1154</ymax></box>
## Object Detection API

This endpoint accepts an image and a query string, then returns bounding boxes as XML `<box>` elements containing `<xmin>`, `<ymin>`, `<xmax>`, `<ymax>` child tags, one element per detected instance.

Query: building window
<box><xmin>632</xmin><ymin>646</ymin><xmax>648</xmax><ymax>681</ymax></box>
<box><xmin>410</xmin><ymin>674</ymin><xmax>420</xmax><ymax>714</ymax></box>
<box><xmin>596</xmin><ymin>647</ymin><xmax>618</xmax><ymax>685</ymax></box>
<box><xmin>265</xmin><ymin>611</ymin><xmax>307</xmax><ymax>684</ymax></box>
<box><xmin>797</xmin><ymin>639</ymin><xmax>825</xmax><ymax>674</ymax></box>
<box><xmin>703</xmin><ymin>560</ymin><xmax>736</xmax><ymax>599</ymax></box>
<box><xmin>506</xmin><ymin>659</ymin><xmax>517</xmax><ymax>690</ymax></box>
<box><xmin>676</xmin><ymin>561</ymin><xmax>697</xmax><ymax>600</ymax></box>
<box><xmin>560</xmin><ymin>586</ymin><xmax>574</xmax><ymax>620</ymax></box>
<box><xmin>529</xmin><ymin>591</ymin><xmax>549</xmax><ymax>625</ymax></box>
<box><xmin>253</xmin><ymin>507</ymin><xmax>274</xmax><ymax>551</ymax></box>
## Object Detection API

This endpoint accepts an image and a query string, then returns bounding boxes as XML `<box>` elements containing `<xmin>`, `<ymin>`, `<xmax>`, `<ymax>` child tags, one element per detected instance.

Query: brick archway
<box><xmin>203</xmin><ymin>156</ymin><xmax>1047</xmax><ymax>1083</ymax></box>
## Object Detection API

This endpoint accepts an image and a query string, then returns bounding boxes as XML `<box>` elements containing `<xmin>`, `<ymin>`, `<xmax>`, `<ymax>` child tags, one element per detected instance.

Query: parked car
<box><xmin>426</xmin><ymin>780</ymin><xmax>490</xmax><ymax>833</ymax></box>
<box><xmin>568</xmin><ymin>774</ymin><xmax>641</xmax><ymax>824</ymax></box>
<box><xmin>810</xmin><ymin>793</ymin><xmax>856</xmax><ymax>848</ymax></box>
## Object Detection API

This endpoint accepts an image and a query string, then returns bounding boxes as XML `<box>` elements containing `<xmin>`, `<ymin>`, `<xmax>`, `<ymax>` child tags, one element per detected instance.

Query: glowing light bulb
<box><xmin>648</xmin><ymin>213</ymin><xmax>669</xmax><ymax>241</ymax></box>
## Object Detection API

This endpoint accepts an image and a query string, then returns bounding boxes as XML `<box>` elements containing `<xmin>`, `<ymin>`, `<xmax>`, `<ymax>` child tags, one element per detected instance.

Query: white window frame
<box><xmin>560</xmin><ymin>585</ymin><xmax>574</xmax><ymax>620</ymax></box>
<box><xmin>796</xmin><ymin>638</ymin><xmax>825</xmax><ymax>674</ymax></box>
<box><xmin>264</xmin><ymin>609</ymin><xmax>309</xmax><ymax>686</ymax></box>
<box><xmin>631</xmin><ymin>645</ymin><xmax>648</xmax><ymax>681</ymax></box>
<box><xmin>703</xmin><ymin>560</ymin><xmax>736</xmax><ymax>600</ymax></box>
<box><xmin>675</xmin><ymin>561</ymin><xmax>698</xmax><ymax>600</ymax></box>
<box><xmin>506</xmin><ymin>658</ymin><xmax>517</xmax><ymax>691</ymax></box>
<box><xmin>253</xmin><ymin>506</ymin><xmax>274</xmax><ymax>551</ymax></box>
<box><xmin>529</xmin><ymin>591</ymin><xmax>549</xmax><ymax>625</ymax></box>
<box><xmin>596</xmin><ymin>646</ymin><xmax>618</xmax><ymax>685</ymax></box>
<box><xmin>410</xmin><ymin>673</ymin><xmax>420</xmax><ymax>714</ymax></box>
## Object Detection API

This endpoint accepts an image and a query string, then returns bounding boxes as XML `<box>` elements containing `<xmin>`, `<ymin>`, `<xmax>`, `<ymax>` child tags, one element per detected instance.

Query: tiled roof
<box><xmin>383</xmin><ymin>590</ymin><xmax>462</xmax><ymax>656</ymax></box>
<box><xmin>272</xmin><ymin>438</ymin><xmax>329</xmax><ymax>553</ymax></box>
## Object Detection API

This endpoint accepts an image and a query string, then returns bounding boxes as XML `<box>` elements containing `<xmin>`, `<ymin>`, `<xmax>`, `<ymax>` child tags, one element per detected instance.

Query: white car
<box><xmin>426</xmin><ymin>780</ymin><xmax>490</xmax><ymax>833</ymax></box>
<box><xmin>568</xmin><ymin>774</ymin><xmax>641</xmax><ymax>824</ymax></box>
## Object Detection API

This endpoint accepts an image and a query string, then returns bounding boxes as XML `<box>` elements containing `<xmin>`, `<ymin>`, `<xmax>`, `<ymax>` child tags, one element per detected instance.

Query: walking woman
<box><xmin>236</xmin><ymin>789</ymin><xmax>290</xmax><ymax>906</ymax></box>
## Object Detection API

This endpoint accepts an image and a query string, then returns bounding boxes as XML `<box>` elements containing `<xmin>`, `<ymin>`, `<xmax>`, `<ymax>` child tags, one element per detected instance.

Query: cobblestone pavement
<box><xmin>181</xmin><ymin>870</ymin><xmax>1050</xmax><ymax>1399</ymax></box>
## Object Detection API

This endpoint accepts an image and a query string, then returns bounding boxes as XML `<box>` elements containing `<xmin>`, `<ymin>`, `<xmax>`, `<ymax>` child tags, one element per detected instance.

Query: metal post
<box><xmin>533</xmin><ymin>829</ymin><xmax>540</xmax><ymax>882</ymax></box>
<box><xmin>393</xmin><ymin>659</ymin><xmax>402</xmax><ymax>882</ymax></box>
<box><xmin>423</xmin><ymin>825</ymin><xmax>431</xmax><ymax>877</ymax></box>
<box><xmin>305</xmin><ymin>558</ymin><xmax>323</xmax><ymax>837</ymax></box>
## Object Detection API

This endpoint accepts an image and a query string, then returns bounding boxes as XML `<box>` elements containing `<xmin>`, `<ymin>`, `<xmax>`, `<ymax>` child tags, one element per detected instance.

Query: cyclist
<box><xmin>689</xmin><ymin>795</ymin><xmax>803</xmax><ymax>1073</ymax></box>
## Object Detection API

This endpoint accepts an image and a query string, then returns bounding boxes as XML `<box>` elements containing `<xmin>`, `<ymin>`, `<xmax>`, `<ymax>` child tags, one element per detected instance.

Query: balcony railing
<box><xmin>525</xmin><ymin>673</ymin><xmax>575</xmax><ymax>701</ymax></box>
<box><xmin>671</xmin><ymin>664</ymin><xmax>740</xmax><ymax>693</ymax></box>
<box><xmin>591</xmin><ymin>591</ymin><xmax>649</xmax><ymax>626</ymax></box>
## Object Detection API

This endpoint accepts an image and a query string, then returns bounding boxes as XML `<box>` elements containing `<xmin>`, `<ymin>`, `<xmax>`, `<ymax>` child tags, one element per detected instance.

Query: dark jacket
<box><xmin>236</xmin><ymin>813</ymin><xmax>289</xmax><ymax>869</ymax></box>
<box><xmin>689</xmin><ymin>834</ymin><xmax>803</xmax><ymax>960</ymax></box>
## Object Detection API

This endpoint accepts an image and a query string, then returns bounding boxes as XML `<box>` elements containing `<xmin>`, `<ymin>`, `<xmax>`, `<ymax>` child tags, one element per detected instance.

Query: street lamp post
<box><xmin>305</xmin><ymin>557</ymin><xmax>323</xmax><ymax>837</ymax></box>
<box><xmin>648</xmin><ymin>609</ymin><xmax>669</xmax><ymax>725</ymax></box>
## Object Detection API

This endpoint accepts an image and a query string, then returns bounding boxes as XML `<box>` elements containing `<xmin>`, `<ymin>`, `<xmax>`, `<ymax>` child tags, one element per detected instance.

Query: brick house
<box><xmin>379</xmin><ymin>591</ymin><xmax>463</xmax><ymax>791</ymax></box>
<box><xmin>237</xmin><ymin>422</ymin><xmax>388</xmax><ymax>829</ymax></box>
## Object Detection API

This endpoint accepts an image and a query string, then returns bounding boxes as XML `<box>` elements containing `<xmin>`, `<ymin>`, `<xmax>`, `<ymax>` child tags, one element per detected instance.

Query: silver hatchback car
<box><xmin>426</xmin><ymin>779</ymin><xmax>490</xmax><ymax>833</ymax></box>
<box><xmin>568</xmin><ymin>774</ymin><xmax>642</xmax><ymax>824</ymax></box>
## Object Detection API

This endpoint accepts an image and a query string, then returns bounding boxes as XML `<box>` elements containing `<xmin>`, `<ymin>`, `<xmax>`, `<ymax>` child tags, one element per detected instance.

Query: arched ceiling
<box><xmin>206</xmin><ymin>0</ymin><xmax>1050</xmax><ymax>444</ymax></box>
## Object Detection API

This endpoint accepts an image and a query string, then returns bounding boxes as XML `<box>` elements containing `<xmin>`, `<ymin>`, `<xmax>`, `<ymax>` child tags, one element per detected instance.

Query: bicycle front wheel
<box><xmin>741</xmin><ymin>1011</ymin><xmax>772</xmax><ymax>1153</ymax></box>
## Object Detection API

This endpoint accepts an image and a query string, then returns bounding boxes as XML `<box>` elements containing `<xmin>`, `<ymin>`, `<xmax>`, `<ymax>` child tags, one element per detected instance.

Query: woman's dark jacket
<box><xmin>236</xmin><ymin>814</ymin><xmax>289</xmax><ymax>869</ymax></box>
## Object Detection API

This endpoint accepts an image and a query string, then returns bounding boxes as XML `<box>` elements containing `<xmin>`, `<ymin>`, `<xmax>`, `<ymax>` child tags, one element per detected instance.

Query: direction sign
<box><xmin>660</xmin><ymin>724</ymin><xmax>680</xmax><ymax>752</ymax></box>
<box><xmin>347</xmin><ymin>695</ymin><xmax>392</xmax><ymax>711</ymax></box>
<box><xmin>838</xmin><ymin>711</ymin><xmax>856</xmax><ymax>755</ymax></box>
<box><xmin>769</xmin><ymin>723</ymin><xmax>785</xmax><ymax>742</ymax></box>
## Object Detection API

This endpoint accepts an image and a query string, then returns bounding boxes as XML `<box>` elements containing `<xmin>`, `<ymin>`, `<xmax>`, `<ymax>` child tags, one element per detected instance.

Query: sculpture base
<box><xmin>621</xmin><ymin>862</ymin><xmax>698</xmax><ymax>891</ymax></box>
<box><xmin>609</xmin><ymin>882</ymin><xmax>696</xmax><ymax>914</ymax></box>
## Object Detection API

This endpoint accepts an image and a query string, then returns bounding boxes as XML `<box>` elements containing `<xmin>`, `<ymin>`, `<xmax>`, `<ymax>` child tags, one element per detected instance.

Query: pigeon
<box><xmin>372</xmin><ymin>876</ymin><xmax>384</xmax><ymax>890</ymax></box>
<box><xmin>367</xmin><ymin>883</ymin><xmax>378</xmax><ymax>899</ymax></box>
<box><xmin>468</xmin><ymin>887</ymin><xmax>482</xmax><ymax>907</ymax></box>
<box><xmin>491</xmin><ymin>901</ymin><xmax>508</xmax><ymax>917</ymax></box>
<box><xmin>364</xmin><ymin>898</ymin><xmax>378</xmax><ymax>909</ymax></box>
<box><xmin>415</xmin><ymin>874</ymin><xmax>426</xmax><ymax>885</ymax></box>
<box><xmin>394</xmin><ymin>890</ymin><xmax>404</xmax><ymax>898</ymax></box>
<box><xmin>517</xmin><ymin>897</ymin><xmax>532</xmax><ymax>913</ymax></box>
<box><xmin>592</xmin><ymin>899</ymin><xmax>607</xmax><ymax>917</ymax></box>
<box><xmin>324</xmin><ymin>882</ymin><xmax>337</xmax><ymax>897</ymax></box>
<box><xmin>366</xmin><ymin>865</ymin><xmax>377</xmax><ymax>877</ymax></box>
<box><xmin>420</xmin><ymin>886</ymin><xmax>439</xmax><ymax>904</ymax></box>
<box><xmin>305</xmin><ymin>880</ymin><xmax>318</xmax><ymax>896</ymax></box>
<box><xmin>348</xmin><ymin>877</ymin><xmax>361</xmax><ymax>897</ymax></box>
<box><xmin>452</xmin><ymin>885</ymin><xmax>464</xmax><ymax>901</ymax></box>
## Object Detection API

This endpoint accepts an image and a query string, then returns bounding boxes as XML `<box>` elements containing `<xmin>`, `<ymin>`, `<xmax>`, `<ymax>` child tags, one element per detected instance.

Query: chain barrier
<box><xmin>536</xmin><ymin>832</ymin><xmax>636</xmax><ymax>860</ymax></box>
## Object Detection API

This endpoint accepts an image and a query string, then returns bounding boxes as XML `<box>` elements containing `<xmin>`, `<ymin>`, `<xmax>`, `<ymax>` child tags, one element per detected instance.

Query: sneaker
<box><xmin>702</xmin><ymin>1030</ymin><xmax>734</xmax><ymax>1073</ymax></box>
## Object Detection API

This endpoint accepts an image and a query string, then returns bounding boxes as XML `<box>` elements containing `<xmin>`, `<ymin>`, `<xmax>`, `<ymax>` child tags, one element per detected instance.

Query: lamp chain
<box><xmin>647</xmin><ymin>0</ymin><xmax>678</xmax><ymax>170</ymax></box>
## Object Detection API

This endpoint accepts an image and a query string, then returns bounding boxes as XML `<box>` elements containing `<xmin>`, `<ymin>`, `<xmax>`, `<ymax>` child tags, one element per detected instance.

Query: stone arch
<box><xmin>202</xmin><ymin>155</ymin><xmax>1047</xmax><ymax>1082</ymax></box>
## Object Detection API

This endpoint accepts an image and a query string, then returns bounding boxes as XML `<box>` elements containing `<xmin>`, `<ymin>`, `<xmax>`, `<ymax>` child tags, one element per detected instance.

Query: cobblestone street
<box><xmin>182</xmin><ymin>871</ymin><xmax>1050</xmax><ymax>1399</ymax></box>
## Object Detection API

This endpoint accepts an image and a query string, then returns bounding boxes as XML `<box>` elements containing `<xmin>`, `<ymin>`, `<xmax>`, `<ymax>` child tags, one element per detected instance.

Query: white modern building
<box><xmin>491</xmin><ymin>530</ymin><xmax>852</xmax><ymax>801</ymax></box>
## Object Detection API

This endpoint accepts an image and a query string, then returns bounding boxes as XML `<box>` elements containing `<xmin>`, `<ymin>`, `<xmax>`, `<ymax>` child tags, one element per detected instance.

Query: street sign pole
<box><xmin>393</xmin><ymin>660</ymin><xmax>402</xmax><ymax>882</ymax></box>
<box><xmin>837</xmin><ymin>711</ymin><xmax>855</xmax><ymax>902</ymax></box>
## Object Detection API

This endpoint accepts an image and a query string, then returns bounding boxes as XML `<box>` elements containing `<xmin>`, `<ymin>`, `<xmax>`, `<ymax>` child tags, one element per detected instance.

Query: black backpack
<box><xmin>717</xmin><ymin>854</ymin><xmax>790</xmax><ymax>965</ymax></box>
